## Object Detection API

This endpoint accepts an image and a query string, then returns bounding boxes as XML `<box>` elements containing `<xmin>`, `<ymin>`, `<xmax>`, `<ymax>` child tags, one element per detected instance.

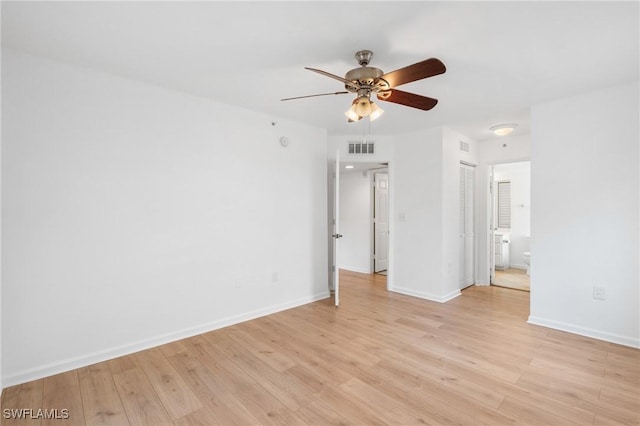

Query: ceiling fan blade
<box><xmin>377</xmin><ymin>89</ymin><xmax>438</xmax><ymax>110</ymax></box>
<box><xmin>281</xmin><ymin>91</ymin><xmax>349</xmax><ymax>101</ymax></box>
<box><xmin>305</xmin><ymin>67</ymin><xmax>359</xmax><ymax>90</ymax></box>
<box><xmin>378</xmin><ymin>58</ymin><xmax>446</xmax><ymax>88</ymax></box>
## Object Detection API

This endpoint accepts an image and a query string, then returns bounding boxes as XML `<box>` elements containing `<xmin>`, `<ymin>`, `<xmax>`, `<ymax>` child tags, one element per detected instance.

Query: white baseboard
<box><xmin>339</xmin><ymin>265</ymin><xmax>371</xmax><ymax>274</ymax></box>
<box><xmin>3</xmin><ymin>292</ymin><xmax>330</xmax><ymax>388</ymax></box>
<box><xmin>528</xmin><ymin>315</ymin><xmax>640</xmax><ymax>349</ymax></box>
<box><xmin>509</xmin><ymin>264</ymin><xmax>527</xmax><ymax>270</ymax></box>
<box><xmin>392</xmin><ymin>286</ymin><xmax>461</xmax><ymax>303</ymax></box>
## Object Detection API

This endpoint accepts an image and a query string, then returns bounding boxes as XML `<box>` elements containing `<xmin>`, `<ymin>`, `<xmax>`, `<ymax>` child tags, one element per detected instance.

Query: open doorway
<box><xmin>489</xmin><ymin>161</ymin><xmax>531</xmax><ymax>291</ymax></box>
<box><xmin>338</xmin><ymin>162</ymin><xmax>389</xmax><ymax>286</ymax></box>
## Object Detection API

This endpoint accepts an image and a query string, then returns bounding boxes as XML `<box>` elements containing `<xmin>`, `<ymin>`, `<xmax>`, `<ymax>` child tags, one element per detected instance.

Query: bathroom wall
<box><xmin>493</xmin><ymin>161</ymin><xmax>531</xmax><ymax>269</ymax></box>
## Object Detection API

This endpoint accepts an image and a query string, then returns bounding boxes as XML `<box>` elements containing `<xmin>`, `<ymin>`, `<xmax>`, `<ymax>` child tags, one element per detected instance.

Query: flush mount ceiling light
<box><xmin>490</xmin><ymin>123</ymin><xmax>518</xmax><ymax>136</ymax></box>
<box><xmin>281</xmin><ymin>50</ymin><xmax>446</xmax><ymax>123</ymax></box>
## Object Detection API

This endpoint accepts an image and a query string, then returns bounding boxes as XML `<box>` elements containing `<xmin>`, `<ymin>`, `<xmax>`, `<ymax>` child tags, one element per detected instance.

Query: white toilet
<box><xmin>523</xmin><ymin>236</ymin><xmax>531</xmax><ymax>275</ymax></box>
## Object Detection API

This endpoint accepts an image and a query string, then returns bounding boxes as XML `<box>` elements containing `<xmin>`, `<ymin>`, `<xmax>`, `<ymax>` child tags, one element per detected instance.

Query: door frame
<box><xmin>372</xmin><ymin>170</ymin><xmax>389</xmax><ymax>274</ymax></box>
<box><xmin>459</xmin><ymin>162</ymin><xmax>476</xmax><ymax>289</ymax></box>
<box><xmin>485</xmin><ymin>159</ymin><xmax>531</xmax><ymax>286</ymax></box>
<box><xmin>328</xmin><ymin>158</ymin><xmax>394</xmax><ymax>293</ymax></box>
<box><xmin>332</xmin><ymin>150</ymin><xmax>341</xmax><ymax>306</ymax></box>
<box><xmin>489</xmin><ymin>164</ymin><xmax>496</xmax><ymax>284</ymax></box>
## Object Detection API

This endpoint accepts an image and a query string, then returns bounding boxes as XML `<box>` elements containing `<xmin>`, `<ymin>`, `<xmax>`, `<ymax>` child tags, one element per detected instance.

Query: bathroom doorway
<box><xmin>489</xmin><ymin>161</ymin><xmax>531</xmax><ymax>291</ymax></box>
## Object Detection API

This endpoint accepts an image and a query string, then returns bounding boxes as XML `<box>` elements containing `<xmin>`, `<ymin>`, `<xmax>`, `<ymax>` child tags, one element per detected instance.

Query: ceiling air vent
<box><xmin>348</xmin><ymin>141</ymin><xmax>375</xmax><ymax>155</ymax></box>
<box><xmin>459</xmin><ymin>141</ymin><xmax>470</xmax><ymax>152</ymax></box>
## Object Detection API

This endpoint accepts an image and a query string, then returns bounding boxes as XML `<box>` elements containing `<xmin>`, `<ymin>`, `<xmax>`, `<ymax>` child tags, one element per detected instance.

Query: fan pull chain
<box><xmin>362</xmin><ymin>118</ymin><xmax>366</xmax><ymax>144</ymax></box>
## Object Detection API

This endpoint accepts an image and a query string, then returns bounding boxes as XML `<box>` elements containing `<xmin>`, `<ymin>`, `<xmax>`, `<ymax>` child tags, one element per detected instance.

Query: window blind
<box><xmin>497</xmin><ymin>181</ymin><xmax>511</xmax><ymax>228</ymax></box>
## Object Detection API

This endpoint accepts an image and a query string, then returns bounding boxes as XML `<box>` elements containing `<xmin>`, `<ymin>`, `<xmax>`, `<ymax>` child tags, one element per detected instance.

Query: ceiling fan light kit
<box><xmin>344</xmin><ymin>98</ymin><xmax>384</xmax><ymax>122</ymax></box>
<box><xmin>368</xmin><ymin>102</ymin><xmax>384</xmax><ymax>121</ymax></box>
<box><xmin>345</xmin><ymin>100</ymin><xmax>361</xmax><ymax>121</ymax></box>
<box><xmin>282</xmin><ymin>50</ymin><xmax>446</xmax><ymax>123</ymax></box>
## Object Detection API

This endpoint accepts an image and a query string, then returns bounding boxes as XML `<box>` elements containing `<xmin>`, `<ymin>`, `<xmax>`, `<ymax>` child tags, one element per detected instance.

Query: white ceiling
<box><xmin>2</xmin><ymin>1</ymin><xmax>638</xmax><ymax>141</ymax></box>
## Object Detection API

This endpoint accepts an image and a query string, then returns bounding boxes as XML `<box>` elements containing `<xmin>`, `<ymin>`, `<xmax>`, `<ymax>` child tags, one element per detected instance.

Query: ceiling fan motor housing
<box><xmin>344</xmin><ymin>66</ymin><xmax>385</xmax><ymax>92</ymax></box>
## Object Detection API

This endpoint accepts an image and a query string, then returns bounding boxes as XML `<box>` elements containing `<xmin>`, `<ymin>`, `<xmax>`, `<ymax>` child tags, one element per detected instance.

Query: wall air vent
<box><xmin>460</xmin><ymin>141</ymin><xmax>470</xmax><ymax>152</ymax></box>
<box><xmin>348</xmin><ymin>141</ymin><xmax>375</xmax><ymax>155</ymax></box>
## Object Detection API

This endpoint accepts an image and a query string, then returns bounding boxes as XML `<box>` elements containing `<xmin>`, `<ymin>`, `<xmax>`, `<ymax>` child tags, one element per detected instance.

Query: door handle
<box><xmin>332</xmin><ymin>234</ymin><xmax>343</xmax><ymax>239</ymax></box>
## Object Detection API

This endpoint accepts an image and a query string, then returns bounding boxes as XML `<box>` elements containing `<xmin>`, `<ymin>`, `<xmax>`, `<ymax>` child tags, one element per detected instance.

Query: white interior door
<box><xmin>374</xmin><ymin>172</ymin><xmax>389</xmax><ymax>272</ymax></box>
<box><xmin>332</xmin><ymin>150</ymin><xmax>341</xmax><ymax>306</ymax></box>
<box><xmin>459</xmin><ymin>163</ymin><xmax>475</xmax><ymax>289</ymax></box>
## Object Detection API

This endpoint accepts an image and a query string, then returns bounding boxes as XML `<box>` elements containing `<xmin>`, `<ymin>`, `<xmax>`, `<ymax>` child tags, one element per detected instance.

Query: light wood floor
<box><xmin>2</xmin><ymin>270</ymin><xmax>638</xmax><ymax>425</ymax></box>
<box><xmin>494</xmin><ymin>268</ymin><xmax>530</xmax><ymax>292</ymax></box>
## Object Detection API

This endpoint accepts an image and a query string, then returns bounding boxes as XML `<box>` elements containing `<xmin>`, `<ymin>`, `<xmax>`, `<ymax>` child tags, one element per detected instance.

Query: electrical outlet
<box><xmin>593</xmin><ymin>286</ymin><xmax>606</xmax><ymax>301</ymax></box>
<box><xmin>271</xmin><ymin>272</ymin><xmax>278</xmax><ymax>283</ymax></box>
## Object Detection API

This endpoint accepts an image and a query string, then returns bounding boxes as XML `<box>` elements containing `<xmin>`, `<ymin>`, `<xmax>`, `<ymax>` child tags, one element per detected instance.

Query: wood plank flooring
<box><xmin>494</xmin><ymin>268</ymin><xmax>530</xmax><ymax>292</ymax></box>
<box><xmin>2</xmin><ymin>270</ymin><xmax>638</xmax><ymax>425</ymax></box>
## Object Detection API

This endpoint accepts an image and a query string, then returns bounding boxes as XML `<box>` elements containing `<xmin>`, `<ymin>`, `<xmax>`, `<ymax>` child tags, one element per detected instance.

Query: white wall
<box><xmin>529</xmin><ymin>81</ymin><xmax>639</xmax><ymax>347</ymax></box>
<box><xmin>392</xmin><ymin>127</ymin><xmax>478</xmax><ymax>302</ymax></box>
<box><xmin>476</xmin><ymin>134</ymin><xmax>531</xmax><ymax>284</ymax></box>
<box><xmin>1</xmin><ymin>49</ymin><xmax>329</xmax><ymax>386</ymax></box>
<box><xmin>0</xmin><ymin>20</ymin><xmax>3</xmax><ymax>391</ymax></box>
<box><xmin>493</xmin><ymin>161</ymin><xmax>531</xmax><ymax>269</ymax></box>
<box><xmin>393</xmin><ymin>128</ymin><xmax>444</xmax><ymax>299</ymax></box>
<box><xmin>339</xmin><ymin>170</ymin><xmax>372</xmax><ymax>273</ymax></box>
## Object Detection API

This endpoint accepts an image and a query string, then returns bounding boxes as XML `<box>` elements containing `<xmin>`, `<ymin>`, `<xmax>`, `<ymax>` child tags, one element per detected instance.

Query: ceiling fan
<box><xmin>281</xmin><ymin>50</ymin><xmax>446</xmax><ymax>122</ymax></box>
